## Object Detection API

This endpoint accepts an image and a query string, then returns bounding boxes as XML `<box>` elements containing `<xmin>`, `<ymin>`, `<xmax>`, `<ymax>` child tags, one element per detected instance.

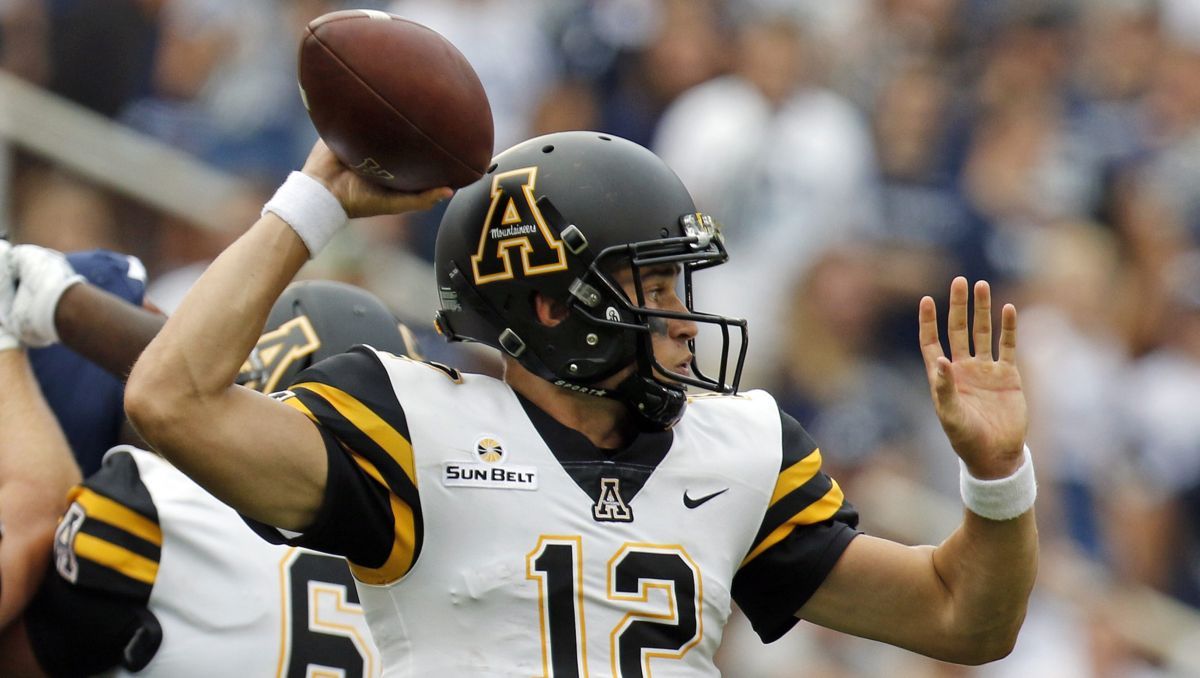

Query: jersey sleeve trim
<box><xmin>290</xmin><ymin>381</ymin><xmax>418</xmax><ymax>489</ymax></box>
<box><xmin>240</xmin><ymin>423</ymin><xmax>400</xmax><ymax>574</ymax></box>
<box><xmin>265</xmin><ymin>348</ymin><xmax>425</xmax><ymax>584</ymax></box>
<box><xmin>73</xmin><ymin>486</ymin><xmax>163</xmax><ymax>548</ymax></box>
<box><xmin>53</xmin><ymin>451</ymin><xmax>164</xmax><ymax>600</ymax></box>
<box><xmin>731</xmin><ymin>410</ymin><xmax>860</xmax><ymax>642</ymax></box>
<box><xmin>742</xmin><ymin>478</ymin><xmax>846</xmax><ymax>566</ymax></box>
<box><xmin>344</xmin><ymin>448</ymin><xmax>419</xmax><ymax>585</ymax></box>
<box><xmin>72</xmin><ymin>532</ymin><xmax>159</xmax><ymax>585</ymax></box>
<box><xmin>769</xmin><ymin>448</ymin><xmax>824</xmax><ymax>505</ymax></box>
<box><xmin>289</xmin><ymin>382</ymin><xmax>420</xmax><ymax>516</ymax></box>
<box><xmin>281</xmin><ymin>393</ymin><xmax>318</xmax><ymax>421</ymax></box>
<box><xmin>743</xmin><ymin>447</ymin><xmax>851</xmax><ymax>566</ymax></box>
<box><xmin>26</xmin><ymin>449</ymin><xmax>165</xmax><ymax>675</ymax></box>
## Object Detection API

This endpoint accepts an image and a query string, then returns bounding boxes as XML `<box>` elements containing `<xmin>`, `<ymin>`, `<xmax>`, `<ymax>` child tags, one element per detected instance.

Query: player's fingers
<box><xmin>918</xmin><ymin>295</ymin><xmax>945</xmax><ymax>372</ymax></box>
<box><xmin>355</xmin><ymin>186</ymin><xmax>452</xmax><ymax>218</ymax></box>
<box><xmin>946</xmin><ymin>276</ymin><xmax>970</xmax><ymax>360</ymax></box>
<box><xmin>998</xmin><ymin>303</ymin><xmax>1018</xmax><ymax>363</ymax></box>
<box><xmin>932</xmin><ymin>356</ymin><xmax>960</xmax><ymax>415</ymax></box>
<box><xmin>405</xmin><ymin>186</ymin><xmax>454</xmax><ymax>209</ymax></box>
<box><xmin>973</xmin><ymin>280</ymin><xmax>993</xmax><ymax>361</ymax></box>
<box><xmin>926</xmin><ymin>357</ymin><xmax>964</xmax><ymax>432</ymax></box>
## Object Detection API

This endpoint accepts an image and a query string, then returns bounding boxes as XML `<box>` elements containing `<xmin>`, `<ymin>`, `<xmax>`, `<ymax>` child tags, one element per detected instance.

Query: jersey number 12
<box><xmin>527</xmin><ymin>537</ymin><xmax>702</xmax><ymax>678</ymax></box>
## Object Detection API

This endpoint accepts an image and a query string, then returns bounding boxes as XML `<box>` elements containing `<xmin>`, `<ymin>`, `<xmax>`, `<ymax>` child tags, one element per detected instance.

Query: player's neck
<box><xmin>503</xmin><ymin>359</ymin><xmax>632</xmax><ymax>449</ymax></box>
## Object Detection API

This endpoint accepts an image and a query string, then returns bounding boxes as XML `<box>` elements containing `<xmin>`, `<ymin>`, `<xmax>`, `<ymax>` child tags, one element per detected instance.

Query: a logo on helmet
<box><xmin>470</xmin><ymin>166</ymin><xmax>568</xmax><ymax>285</ymax></box>
<box><xmin>475</xmin><ymin>436</ymin><xmax>506</xmax><ymax>463</ymax></box>
<box><xmin>237</xmin><ymin>315</ymin><xmax>321</xmax><ymax>393</ymax></box>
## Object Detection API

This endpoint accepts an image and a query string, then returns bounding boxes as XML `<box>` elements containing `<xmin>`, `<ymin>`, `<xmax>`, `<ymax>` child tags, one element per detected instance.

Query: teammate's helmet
<box><xmin>238</xmin><ymin>280</ymin><xmax>420</xmax><ymax>393</ymax></box>
<box><xmin>433</xmin><ymin>131</ymin><xmax>747</xmax><ymax>430</ymax></box>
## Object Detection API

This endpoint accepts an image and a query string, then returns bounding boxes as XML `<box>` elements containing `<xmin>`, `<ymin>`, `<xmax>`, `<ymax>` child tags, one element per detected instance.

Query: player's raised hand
<box><xmin>919</xmin><ymin>277</ymin><xmax>1027</xmax><ymax>479</ymax></box>
<box><xmin>300</xmin><ymin>140</ymin><xmax>453</xmax><ymax>219</ymax></box>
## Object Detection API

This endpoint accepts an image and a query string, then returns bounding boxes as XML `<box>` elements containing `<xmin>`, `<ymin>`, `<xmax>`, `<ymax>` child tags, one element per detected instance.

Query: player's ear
<box><xmin>532</xmin><ymin>292</ymin><xmax>569</xmax><ymax>327</ymax></box>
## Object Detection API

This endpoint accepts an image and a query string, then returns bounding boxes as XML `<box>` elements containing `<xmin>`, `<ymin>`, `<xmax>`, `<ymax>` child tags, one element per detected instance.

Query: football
<box><xmin>299</xmin><ymin>10</ymin><xmax>494</xmax><ymax>191</ymax></box>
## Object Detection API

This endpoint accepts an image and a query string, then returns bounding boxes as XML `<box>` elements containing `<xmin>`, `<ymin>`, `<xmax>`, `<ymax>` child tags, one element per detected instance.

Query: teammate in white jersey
<box><xmin>0</xmin><ymin>259</ymin><xmax>414</xmax><ymax>676</ymax></box>
<box><xmin>128</xmin><ymin>133</ymin><xmax>1037</xmax><ymax>675</ymax></box>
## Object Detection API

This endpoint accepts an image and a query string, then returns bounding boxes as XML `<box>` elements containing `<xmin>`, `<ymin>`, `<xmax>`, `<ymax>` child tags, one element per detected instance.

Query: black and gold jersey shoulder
<box><xmin>24</xmin><ymin>448</ymin><xmax>163</xmax><ymax>675</ymax></box>
<box><xmin>731</xmin><ymin>410</ymin><xmax>860</xmax><ymax>644</ymax></box>
<box><xmin>246</xmin><ymin>345</ymin><xmax>423</xmax><ymax>586</ymax></box>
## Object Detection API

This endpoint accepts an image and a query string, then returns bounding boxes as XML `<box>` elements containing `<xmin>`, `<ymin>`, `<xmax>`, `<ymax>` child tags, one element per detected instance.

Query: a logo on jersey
<box><xmin>55</xmin><ymin>502</ymin><xmax>87</xmax><ymax>583</ymax></box>
<box><xmin>593</xmin><ymin>478</ymin><xmax>633</xmax><ymax>522</ymax></box>
<box><xmin>470</xmin><ymin>166</ymin><xmax>568</xmax><ymax>285</ymax></box>
<box><xmin>443</xmin><ymin>462</ymin><xmax>538</xmax><ymax>490</ymax></box>
<box><xmin>683</xmin><ymin>488</ymin><xmax>728</xmax><ymax>509</ymax></box>
<box><xmin>237</xmin><ymin>315</ymin><xmax>320</xmax><ymax>393</ymax></box>
<box><xmin>475</xmin><ymin>436</ymin><xmax>506</xmax><ymax>463</ymax></box>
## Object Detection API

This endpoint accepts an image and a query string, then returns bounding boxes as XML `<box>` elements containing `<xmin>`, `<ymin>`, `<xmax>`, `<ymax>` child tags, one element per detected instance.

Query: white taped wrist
<box><xmin>8</xmin><ymin>244</ymin><xmax>84</xmax><ymax>347</ymax></box>
<box><xmin>27</xmin><ymin>273</ymin><xmax>83</xmax><ymax>346</ymax></box>
<box><xmin>959</xmin><ymin>446</ymin><xmax>1036</xmax><ymax>521</ymax></box>
<box><xmin>262</xmin><ymin>172</ymin><xmax>348</xmax><ymax>258</ymax></box>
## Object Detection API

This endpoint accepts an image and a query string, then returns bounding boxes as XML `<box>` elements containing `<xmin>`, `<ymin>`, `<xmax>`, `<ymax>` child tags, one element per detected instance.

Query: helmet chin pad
<box><xmin>611</xmin><ymin>370</ymin><xmax>688</xmax><ymax>431</ymax></box>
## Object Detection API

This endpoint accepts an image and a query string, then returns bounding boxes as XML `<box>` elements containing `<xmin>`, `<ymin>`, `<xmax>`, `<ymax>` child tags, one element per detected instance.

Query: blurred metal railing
<box><xmin>0</xmin><ymin>69</ymin><xmax>255</xmax><ymax>233</ymax></box>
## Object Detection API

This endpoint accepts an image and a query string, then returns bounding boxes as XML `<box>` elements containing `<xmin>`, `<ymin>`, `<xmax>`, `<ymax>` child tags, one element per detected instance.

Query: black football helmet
<box><xmin>433</xmin><ymin>131</ymin><xmax>747</xmax><ymax>430</ymax></box>
<box><xmin>238</xmin><ymin>280</ymin><xmax>421</xmax><ymax>393</ymax></box>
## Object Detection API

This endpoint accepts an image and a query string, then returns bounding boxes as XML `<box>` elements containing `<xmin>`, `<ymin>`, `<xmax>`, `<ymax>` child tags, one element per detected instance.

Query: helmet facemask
<box><xmin>567</xmin><ymin>212</ymin><xmax>747</xmax><ymax>408</ymax></box>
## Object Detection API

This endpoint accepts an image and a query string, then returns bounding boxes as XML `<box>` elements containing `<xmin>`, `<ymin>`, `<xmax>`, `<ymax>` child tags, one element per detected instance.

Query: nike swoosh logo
<box><xmin>683</xmin><ymin>488</ymin><xmax>729</xmax><ymax>509</ymax></box>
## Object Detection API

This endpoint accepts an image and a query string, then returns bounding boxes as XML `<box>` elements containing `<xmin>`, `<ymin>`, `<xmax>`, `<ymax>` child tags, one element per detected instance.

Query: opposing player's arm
<box><xmin>798</xmin><ymin>279</ymin><xmax>1037</xmax><ymax>664</ymax></box>
<box><xmin>3</xmin><ymin>245</ymin><xmax>162</xmax><ymax>379</ymax></box>
<box><xmin>0</xmin><ymin>349</ymin><xmax>82</xmax><ymax>630</ymax></box>
<box><xmin>125</xmin><ymin>142</ymin><xmax>449</xmax><ymax>531</ymax></box>
<box><xmin>55</xmin><ymin>282</ymin><xmax>165</xmax><ymax>379</ymax></box>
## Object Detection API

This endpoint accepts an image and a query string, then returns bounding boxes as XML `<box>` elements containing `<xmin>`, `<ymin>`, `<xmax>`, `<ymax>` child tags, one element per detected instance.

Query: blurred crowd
<box><xmin>4</xmin><ymin>0</ymin><xmax>1200</xmax><ymax>675</ymax></box>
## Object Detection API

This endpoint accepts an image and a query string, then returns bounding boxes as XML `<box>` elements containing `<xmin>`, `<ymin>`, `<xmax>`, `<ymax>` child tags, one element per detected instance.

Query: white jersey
<box><xmin>263</xmin><ymin>347</ymin><xmax>858</xmax><ymax>677</ymax></box>
<box><xmin>30</xmin><ymin>446</ymin><xmax>381</xmax><ymax>677</ymax></box>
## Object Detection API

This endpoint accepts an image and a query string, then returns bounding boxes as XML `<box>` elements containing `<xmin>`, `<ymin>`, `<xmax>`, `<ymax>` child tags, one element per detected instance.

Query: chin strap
<box><xmin>609</xmin><ymin>371</ymin><xmax>687</xmax><ymax>431</ymax></box>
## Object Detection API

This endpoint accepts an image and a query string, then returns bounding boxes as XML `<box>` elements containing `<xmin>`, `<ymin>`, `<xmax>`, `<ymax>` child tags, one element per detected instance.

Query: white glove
<box><xmin>0</xmin><ymin>240</ymin><xmax>17</xmax><ymax>352</ymax></box>
<box><xmin>7</xmin><ymin>244</ymin><xmax>84</xmax><ymax>347</ymax></box>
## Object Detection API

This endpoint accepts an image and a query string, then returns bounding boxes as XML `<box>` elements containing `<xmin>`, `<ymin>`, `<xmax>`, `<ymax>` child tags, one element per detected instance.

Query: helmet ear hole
<box><xmin>532</xmin><ymin>292</ymin><xmax>569</xmax><ymax>327</ymax></box>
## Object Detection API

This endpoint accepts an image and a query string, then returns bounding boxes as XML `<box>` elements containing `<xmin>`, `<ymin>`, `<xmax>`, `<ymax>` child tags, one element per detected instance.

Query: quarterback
<box><xmin>128</xmin><ymin>133</ymin><xmax>1037</xmax><ymax>676</ymax></box>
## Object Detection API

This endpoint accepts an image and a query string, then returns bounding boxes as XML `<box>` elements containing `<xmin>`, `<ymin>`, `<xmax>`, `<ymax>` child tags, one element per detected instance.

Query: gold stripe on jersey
<box><xmin>741</xmin><ymin>481</ymin><xmax>845</xmax><ymax>566</ymax></box>
<box><xmin>345</xmin><ymin>449</ymin><xmax>418</xmax><ymax>585</ymax></box>
<box><xmin>769</xmin><ymin>448</ymin><xmax>824</xmax><ymax>506</ymax></box>
<box><xmin>73</xmin><ymin>532</ymin><xmax>160</xmax><ymax>584</ymax></box>
<box><xmin>290</xmin><ymin>381</ymin><xmax>417</xmax><ymax>486</ymax></box>
<box><xmin>282</xmin><ymin>394</ymin><xmax>319</xmax><ymax>423</ymax></box>
<box><xmin>73</xmin><ymin>487</ymin><xmax>163</xmax><ymax>547</ymax></box>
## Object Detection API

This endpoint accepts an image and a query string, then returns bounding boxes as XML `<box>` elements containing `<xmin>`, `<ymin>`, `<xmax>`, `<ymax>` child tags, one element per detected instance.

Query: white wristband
<box><xmin>959</xmin><ymin>446</ymin><xmax>1036</xmax><ymax>521</ymax></box>
<box><xmin>262</xmin><ymin>172</ymin><xmax>348</xmax><ymax>258</ymax></box>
